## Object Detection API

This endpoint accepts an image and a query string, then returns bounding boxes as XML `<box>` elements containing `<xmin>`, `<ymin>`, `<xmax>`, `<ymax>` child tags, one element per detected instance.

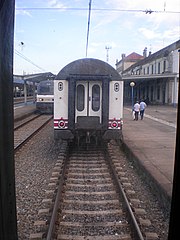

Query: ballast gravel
<box><xmin>15</xmin><ymin>121</ymin><xmax>60</xmax><ymax>239</ymax></box>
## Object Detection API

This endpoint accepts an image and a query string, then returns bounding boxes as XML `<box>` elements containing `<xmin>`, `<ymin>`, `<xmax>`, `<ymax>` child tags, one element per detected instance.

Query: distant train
<box><xmin>36</xmin><ymin>79</ymin><xmax>54</xmax><ymax>114</ymax></box>
<box><xmin>54</xmin><ymin>58</ymin><xmax>123</xmax><ymax>144</ymax></box>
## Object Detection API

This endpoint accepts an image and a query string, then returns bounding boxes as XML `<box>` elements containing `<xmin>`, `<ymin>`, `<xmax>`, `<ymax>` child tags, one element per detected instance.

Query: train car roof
<box><xmin>56</xmin><ymin>58</ymin><xmax>122</xmax><ymax>81</ymax></box>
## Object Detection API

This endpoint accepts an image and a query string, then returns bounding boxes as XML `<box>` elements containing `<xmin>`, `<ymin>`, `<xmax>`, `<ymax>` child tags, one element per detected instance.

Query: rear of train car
<box><xmin>54</xmin><ymin>58</ymin><xmax>123</xmax><ymax>143</ymax></box>
<box><xmin>36</xmin><ymin>79</ymin><xmax>54</xmax><ymax>114</ymax></box>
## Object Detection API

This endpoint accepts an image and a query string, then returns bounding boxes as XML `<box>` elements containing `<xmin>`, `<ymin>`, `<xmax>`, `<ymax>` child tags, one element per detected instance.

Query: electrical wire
<box><xmin>15</xmin><ymin>49</ymin><xmax>46</xmax><ymax>72</ymax></box>
<box><xmin>15</xmin><ymin>7</ymin><xmax>180</xmax><ymax>14</ymax></box>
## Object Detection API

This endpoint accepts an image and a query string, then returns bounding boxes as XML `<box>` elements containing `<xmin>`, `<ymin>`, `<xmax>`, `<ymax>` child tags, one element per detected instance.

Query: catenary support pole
<box><xmin>0</xmin><ymin>0</ymin><xmax>18</xmax><ymax>239</ymax></box>
<box><xmin>24</xmin><ymin>79</ymin><xmax>27</xmax><ymax>104</ymax></box>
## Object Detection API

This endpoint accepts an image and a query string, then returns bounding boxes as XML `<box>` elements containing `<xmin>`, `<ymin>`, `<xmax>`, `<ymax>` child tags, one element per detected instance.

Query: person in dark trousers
<box><xmin>133</xmin><ymin>101</ymin><xmax>140</xmax><ymax>121</ymax></box>
<box><xmin>139</xmin><ymin>100</ymin><xmax>147</xmax><ymax>120</ymax></box>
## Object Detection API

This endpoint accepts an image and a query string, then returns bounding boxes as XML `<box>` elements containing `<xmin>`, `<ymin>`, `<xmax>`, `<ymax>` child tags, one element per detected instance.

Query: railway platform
<box><xmin>122</xmin><ymin>105</ymin><xmax>177</xmax><ymax>210</ymax></box>
<box><xmin>14</xmin><ymin>103</ymin><xmax>36</xmax><ymax>122</ymax></box>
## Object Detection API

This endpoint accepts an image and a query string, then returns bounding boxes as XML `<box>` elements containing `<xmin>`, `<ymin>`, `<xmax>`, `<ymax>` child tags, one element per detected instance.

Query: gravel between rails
<box><xmin>15</xmin><ymin>120</ymin><xmax>60</xmax><ymax>240</ymax></box>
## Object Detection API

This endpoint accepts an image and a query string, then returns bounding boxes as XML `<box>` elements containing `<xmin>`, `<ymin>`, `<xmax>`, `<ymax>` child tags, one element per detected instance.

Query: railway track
<box><xmin>14</xmin><ymin>113</ymin><xmax>40</xmax><ymax>130</ymax></box>
<box><xmin>14</xmin><ymin>114</ymin><xmax>52</xmax><ymax>152</ymax></box>
<box><xmin>30</xmin><ymin>141</ymin><xmax>158</xmax><ymax>240</ymax></box>
<box><xmin>55</xmin><ymin>145</ymin><xmax>135</xmax><ymax>240</ymax></box>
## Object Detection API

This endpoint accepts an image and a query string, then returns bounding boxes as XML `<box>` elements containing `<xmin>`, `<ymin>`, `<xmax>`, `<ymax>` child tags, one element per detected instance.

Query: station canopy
<box><xmin>14</xmin><ymin>72</ymin><xmax>55</xmax><ymax>85</ymax></box>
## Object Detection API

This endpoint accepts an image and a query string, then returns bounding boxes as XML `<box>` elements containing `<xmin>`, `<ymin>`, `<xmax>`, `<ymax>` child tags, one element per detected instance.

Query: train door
<box><xmin>75</xmin><ymin>81</ymin><xmax>102</xmax><ymax>124</ymax></box>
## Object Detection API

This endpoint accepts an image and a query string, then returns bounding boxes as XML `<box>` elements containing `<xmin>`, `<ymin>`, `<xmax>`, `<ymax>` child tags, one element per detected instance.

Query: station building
<box><xmin>116</xmin><ymin>40</ymin><xmax>180</xmax><ymax>106</ymax></box>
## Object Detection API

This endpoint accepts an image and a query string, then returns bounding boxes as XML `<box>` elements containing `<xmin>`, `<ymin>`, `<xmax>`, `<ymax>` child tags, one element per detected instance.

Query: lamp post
<box><xmin>130</xmin><ymin>81</ymin><xmax>135</xmax><ymax>111</ymax></box>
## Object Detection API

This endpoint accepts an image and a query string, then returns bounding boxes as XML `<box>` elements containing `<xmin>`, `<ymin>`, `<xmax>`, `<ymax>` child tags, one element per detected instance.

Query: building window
<box><xmin>136</xmin><ymin>69</ymin><xmax>141</xmax><ymax>75</ymax></box>
<box><xmin>163</xmin><ymin>60</ymin><xmax>166</xmax><ymax>72</ymax></box>
<box><xmin>151</xmin><ymin>65</ymin><xmax>154</xmax><ymax>74</ymax></box>
<box><xmin>158</xmin><ymin>62</ymin><xmax>161</xmax><ymax>74</ymax></box>
<box><xmin>147</xmin><ymin>66</ymin><xmax>149</xmax><ymax>74</ymax></box>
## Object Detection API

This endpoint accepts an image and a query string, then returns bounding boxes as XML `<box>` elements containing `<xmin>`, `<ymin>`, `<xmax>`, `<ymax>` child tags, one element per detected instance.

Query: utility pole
<box><xmin>105</xmin><ymin>45</ymin><xmax>111</xmax><ymax>62</ymax></box>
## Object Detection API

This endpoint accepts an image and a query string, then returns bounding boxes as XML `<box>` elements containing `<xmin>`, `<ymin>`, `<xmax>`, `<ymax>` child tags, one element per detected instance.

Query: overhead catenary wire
<box><xmin>15</xmin><ymin>7</ymin><xmax>180</xmax><ymax>14</ymax></box>
<box><xmin>15</xmin><ymin>49</ymin><xmax>46</xmax><ymax>72</ymax></box>
<box><xmin>85</xmin><ymin>0</ymin><xmax>92</xmax><ymax>58</ymax></box>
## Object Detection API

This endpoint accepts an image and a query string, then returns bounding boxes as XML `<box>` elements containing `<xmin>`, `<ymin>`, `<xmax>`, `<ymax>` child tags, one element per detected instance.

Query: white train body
<box><xmin>36</xmin><ymin>94</ymin><xmax>54</xmax><ymax>103</ymax></box>
<box><xmin>54</xmin><ymin>58</ymin><xmax>123</xmax><ymax>143</ymax></box>
<box><xmin>54</xmin><ymin>80</ymin><xmax>69</xmax><ymax>129</ymax></box>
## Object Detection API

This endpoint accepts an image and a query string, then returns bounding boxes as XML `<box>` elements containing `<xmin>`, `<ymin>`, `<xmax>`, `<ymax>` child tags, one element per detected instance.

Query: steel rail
<box><xmin>104</xmin><ymin>142</ymin><xmax>145</xmax><ymax>240</ymax></box>
<box><xmin>46</xmin><ymin>141</ymin><xmax>68</xmax><ymax>240</ymax></box>
<box><xmin>14</xmin><ymin>114</ymin><xmax>41</xmax><ymax>130</ymax></box>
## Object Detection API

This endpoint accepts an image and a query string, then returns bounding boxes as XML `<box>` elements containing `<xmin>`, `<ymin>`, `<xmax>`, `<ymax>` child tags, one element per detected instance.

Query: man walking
<box><xmin>133</xmin><ymin>101</ymin><xmax>140</xmax><ymax>121</ymax></box>
<box><xmin>139</xmin><ymin>100</ymin><xmax>147</xmax><ymax>120</ymax></box>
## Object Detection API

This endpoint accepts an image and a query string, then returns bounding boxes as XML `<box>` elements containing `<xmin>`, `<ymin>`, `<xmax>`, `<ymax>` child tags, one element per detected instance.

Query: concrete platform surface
<box><xmin>122</xmin><ymin>105</ymin><xmax>177</xmax><ymax>207</ymax></box>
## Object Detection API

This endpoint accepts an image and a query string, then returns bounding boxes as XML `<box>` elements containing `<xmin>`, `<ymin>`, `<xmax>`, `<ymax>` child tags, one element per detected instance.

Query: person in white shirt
<box><xmin>139</xmin><ymin>100</ymin><xmax>147</xmax><ymax>120</ymax></box>
<box><xmin>133</xmin><ymin>101</ymin><xmax>140</xmax><ymax>121</ymax></box>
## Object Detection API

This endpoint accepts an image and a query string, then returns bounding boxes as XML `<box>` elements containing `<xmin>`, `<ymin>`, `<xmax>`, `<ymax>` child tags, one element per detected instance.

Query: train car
<box><xmin>36</xmin><ymin>79</ymin><xmax>54</xmax><ymax>114</ymax></box>
<box><xmin>54</xmin><ymin>58</ymin><xmax>123</xmax><ymax>144</ymax></box>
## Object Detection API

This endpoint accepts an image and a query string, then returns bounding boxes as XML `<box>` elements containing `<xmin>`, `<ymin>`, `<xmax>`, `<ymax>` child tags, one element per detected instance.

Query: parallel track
<box><xmin>14</xmin><ymin>113</ymin><xmax>41</xmax><ymax>130</ymax></box>
<box><xmin>14</xmin><ymin>114</ymin><xmax>52</xmax><ymax>152</ymax></box>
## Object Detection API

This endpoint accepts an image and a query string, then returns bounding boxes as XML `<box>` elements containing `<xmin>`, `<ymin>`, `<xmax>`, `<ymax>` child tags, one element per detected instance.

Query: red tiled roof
<box><xmin>125</xmin><ymin>52</ymin><xmax>144</xmax><ymax>60</ymax></box>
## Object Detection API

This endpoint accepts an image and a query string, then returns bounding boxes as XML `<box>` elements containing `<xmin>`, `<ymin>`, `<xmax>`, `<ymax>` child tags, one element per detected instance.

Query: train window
<box><xmin>76</xmin><ymin>84</ymin><xmax>85</xmax><ymax>111</ymax></box>
<box><xmin>114</xmin><ymin>82</ymin><xmax>119</xmax><ymax>92</ymax></box>
<box><xmin>92</xmin><ymin>84</ymin><xmax>100</xmax><ymax>111</ymax></box>
<box><xmin>37</xmin><ymin>81</ymin><xmax>54</xmax><ymax>95</ymax></box>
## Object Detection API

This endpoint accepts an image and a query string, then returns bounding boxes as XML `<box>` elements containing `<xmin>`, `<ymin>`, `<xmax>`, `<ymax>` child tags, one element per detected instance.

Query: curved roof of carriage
<box><xmin>56</xmin><ymin>58</ymin><xmax>122</xmax><ymax>81</ymax></box>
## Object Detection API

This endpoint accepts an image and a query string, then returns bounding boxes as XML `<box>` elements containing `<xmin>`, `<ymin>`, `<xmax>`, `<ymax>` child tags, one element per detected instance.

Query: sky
<box><xmin>14</xmin><ymin>0</ymin><xmax>180</xmax><ymax>75</ymax></box>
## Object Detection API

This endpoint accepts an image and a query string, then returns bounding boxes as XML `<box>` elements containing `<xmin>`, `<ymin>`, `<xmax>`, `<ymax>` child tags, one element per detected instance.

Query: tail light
<box><xmin>58</xmin><ymin>120</ymin><xmax>65</xmax><ymax>128</ymax></box>
<box><xmin>54</xmin><ymin>118</ymin><xmax>68</xmax><ymax>129</ymax></box>
<box><xmin>111</xmin><ymin>121</ymin><xmax>118</xmax><ymax>128</ymax></box>
<box><xmin>109</xmin><ymin>118</ymin><xmax>123</xmax><ymax>129</ymax></box>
